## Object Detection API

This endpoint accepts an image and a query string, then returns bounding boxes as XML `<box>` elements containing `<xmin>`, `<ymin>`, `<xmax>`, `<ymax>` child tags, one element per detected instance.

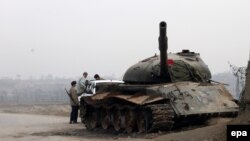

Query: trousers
<box><xmin>70</xmin><ymin>105</ymin><xmax>79</xmax><ymax>123</ymax></box>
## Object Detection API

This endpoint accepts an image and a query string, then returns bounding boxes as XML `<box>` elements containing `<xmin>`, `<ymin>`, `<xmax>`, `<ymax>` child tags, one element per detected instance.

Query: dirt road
<box><xmin>0</xmin><ymin>112</ymin><xmax>230</xmax><ymax>141</ymax></box>
<box><xmin>1</xmin><ymin>105</ymin><xmax>249</xmax><ymax>141</ymax></box>
<box><xmin>0</xmin><ymin>112</ymin><xmax>147</xmax><ymax>141</ymax></box>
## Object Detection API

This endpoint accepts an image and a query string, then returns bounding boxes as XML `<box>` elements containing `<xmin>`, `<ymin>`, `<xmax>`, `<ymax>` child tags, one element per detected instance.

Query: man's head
<box><xmin>83</xmin><ymin>72</ymin><xmax>88</xmax><ymax>78</ymax></box>
<box><xmin>94</xmin><ymin>74</ymin><xmax>100</xmax><ymax>80</ymax></box>
<box><xmin>71</xmin><ymin>81</ymin><xmax>77</xmax><ymax>86</ymax></box>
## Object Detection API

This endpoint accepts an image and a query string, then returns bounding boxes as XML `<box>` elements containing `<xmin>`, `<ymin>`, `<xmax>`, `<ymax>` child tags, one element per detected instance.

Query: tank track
<box><xmin>146</xmin><ymin>104</ymin><xmax>175</xmax><ymax>132</ymax></box>
<box><xmin>80</xmin><ymin>100</ymin><xmax>175</xmax><ymax>133</ymax></box>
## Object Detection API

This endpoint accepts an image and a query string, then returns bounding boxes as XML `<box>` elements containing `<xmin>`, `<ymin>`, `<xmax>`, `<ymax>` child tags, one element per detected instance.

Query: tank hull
<box><xmin>80</xmin><ymin>82</ymin><xmax>239</xmax><ymax>133</ymax></box>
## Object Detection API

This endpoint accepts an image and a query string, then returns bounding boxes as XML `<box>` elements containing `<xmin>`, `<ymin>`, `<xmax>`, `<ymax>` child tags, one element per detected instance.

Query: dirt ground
<box><xmin>0</xmin><ymin>104</ymin><xmax>249</xmax><ymax>141</ymax></box>
<box><xmin>0</xmin><ymin>104</ymin><xmax>70</xmax><ymax>116</ymax></box>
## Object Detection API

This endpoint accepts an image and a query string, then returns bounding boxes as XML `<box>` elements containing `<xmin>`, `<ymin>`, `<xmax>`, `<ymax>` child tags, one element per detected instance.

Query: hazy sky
<box><xmin>0</xmin><ymin>0</ymin><xmax>250</xmax><ymax>79</ymax></box>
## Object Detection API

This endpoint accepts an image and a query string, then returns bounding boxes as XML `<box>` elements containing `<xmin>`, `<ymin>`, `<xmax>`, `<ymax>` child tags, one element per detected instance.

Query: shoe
<box><xmin>69</xmin><ymin>121</ymin><xmax>73</xmax><ymax>124</ymax></box>
<box><xmin>73</xmin><ymin>121</ymin><xmax>79</xmax><ymax>124</ymax></box>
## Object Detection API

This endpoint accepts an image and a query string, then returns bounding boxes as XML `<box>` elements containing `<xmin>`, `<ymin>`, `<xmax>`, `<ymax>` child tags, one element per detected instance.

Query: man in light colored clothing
<box><xmin>77</xmin><ymin>72</ymin><xmax>89</xmax><ymax>95</ymax></box>
<box><xmin>69</xmin><ymin>81</ymin><xmax>79</xmax><ymax>124</ymax></box>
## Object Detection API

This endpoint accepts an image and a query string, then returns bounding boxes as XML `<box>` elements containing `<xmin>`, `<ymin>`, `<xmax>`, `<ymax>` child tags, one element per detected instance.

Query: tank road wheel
<box><xmin>113</xmin><ymin>108</ymin><xmax>122</xmax><ymax>132</ymax></box>
<box><xmin>124</xmin><ymin>108</ymin><xmax>136</xmax><ymax>133</ymax></box>
<box><xmin>137</xmin><ymin>110</ymin><xmax>151</xmax><ymax>133</ymax></box>
<box><xmin>101</xmin><ymin>108</ymin><xmax>111</xmax><ymax>130</ymax></box>
<box><xmin>86</xmin><ymin>108</ymin><xmax>99</xmax><ymax>130</ymax></box>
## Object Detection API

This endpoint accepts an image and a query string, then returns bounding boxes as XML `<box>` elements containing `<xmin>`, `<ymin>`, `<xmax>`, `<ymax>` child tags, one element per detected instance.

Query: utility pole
<box><xmin>245</xmin><ymin>48</ymin><xmax>250</xmax><ymax>110</ymax></box>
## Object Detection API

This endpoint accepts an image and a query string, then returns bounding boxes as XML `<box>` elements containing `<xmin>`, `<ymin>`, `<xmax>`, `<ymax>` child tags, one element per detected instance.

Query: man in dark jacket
<box><xmin>94</xmin><ymin>74</ymin><xmax>104</xmax><ymax>80</ymax></box>
<box><xmin>69</xmin><ymin>81</ymin><xmax>79</xmax><ymax>124</ymax></box>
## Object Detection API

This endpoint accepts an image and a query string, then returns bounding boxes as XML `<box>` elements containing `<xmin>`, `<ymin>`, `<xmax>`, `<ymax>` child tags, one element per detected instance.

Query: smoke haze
<box><xmin>0</xmin><ymin>0</ymin><xmax>249</xmax><ymax>79</ymax></box>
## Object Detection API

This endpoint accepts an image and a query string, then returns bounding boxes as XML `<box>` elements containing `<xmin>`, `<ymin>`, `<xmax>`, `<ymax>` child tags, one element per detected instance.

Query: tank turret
<box><xmin>123</xmin><ymin>21</ymin><xmax>211</xmax><ymax>84</ymax></box>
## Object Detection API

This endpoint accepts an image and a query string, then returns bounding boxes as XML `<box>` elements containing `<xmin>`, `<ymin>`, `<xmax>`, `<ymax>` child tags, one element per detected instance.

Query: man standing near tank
<box><xmin>94</xmin><ymin>74</ymin><xmax>104</xmax><ymax>80</ymax></box>
<box><xmin>69</xmin><ymin>81</ymin><xmax>79</xmax><ymax>124</ymax></box>
<box><xmin>77</xmin><ymin>72</ymin><xmax>89</xmax><ymax>95</ymax></box>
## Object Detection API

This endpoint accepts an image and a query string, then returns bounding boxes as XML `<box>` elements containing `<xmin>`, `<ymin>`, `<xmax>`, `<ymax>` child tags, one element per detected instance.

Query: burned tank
<box><xmin>79</xmin><ymin>21</ymin><xmax>239</xmax><ymax>133</ymax></box>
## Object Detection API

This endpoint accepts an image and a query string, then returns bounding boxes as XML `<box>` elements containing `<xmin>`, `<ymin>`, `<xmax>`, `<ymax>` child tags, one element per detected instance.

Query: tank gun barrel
<box><xmin>159</xmin><ymin>21</ymin><xmax>171</xmax><ymax>82</ymax></box>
